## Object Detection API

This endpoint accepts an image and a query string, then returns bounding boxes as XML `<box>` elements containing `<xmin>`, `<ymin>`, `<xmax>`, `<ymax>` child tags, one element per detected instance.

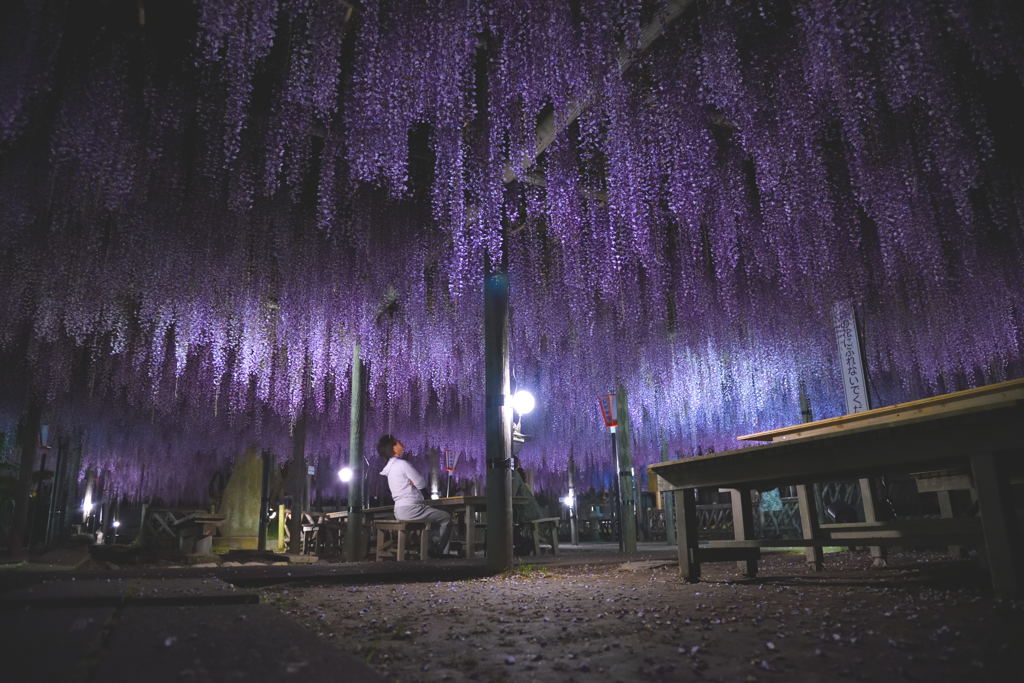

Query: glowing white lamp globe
<box><xmin>338</xmin><ymin>466</ymin><xmax>354</xmax><ymax>483</ymax></box>
<box><xmin>511</xmin><ymin>389</ymin><xmax>536</xmax><ymax>415</ymax></box>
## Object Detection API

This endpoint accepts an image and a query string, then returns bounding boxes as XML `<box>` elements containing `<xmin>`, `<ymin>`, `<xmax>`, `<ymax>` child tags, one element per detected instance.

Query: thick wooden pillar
<box><xmin>615</xmin><ymin>389</ymin><xmax>637</xmax><ymax>554</ymax></box>
<box><xmin>485</xmin><ymin>272</ymin><xmax>513</xmax><ymax>571</ymax></box>
<box><xmin>286</xmin><ymin>415</ymin><xmax>308</xmax><ymax>554</ymax></box>
<box><xmin>6</xmin><ymin>405</ymin><xmax>41</xmax><ymax>557</ymax></box>
<box><xmin>60</xmin><ymin>433</ymin><xmax>83</xmax><ymax>539</ymax></box>
<box><xmin>345</xmin><ymin>340</ymin><xmax>367</xmax><ymax>562</ymax></box>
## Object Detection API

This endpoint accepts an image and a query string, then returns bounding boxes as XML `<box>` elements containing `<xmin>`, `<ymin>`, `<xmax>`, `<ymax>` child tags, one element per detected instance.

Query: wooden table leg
<box><xmin>796</xmin><ymin>484</ymin><xmax>824</xmax><ymax>571</ymax></box>
<box><xmin>859</xmin><ymin>477</ymin><xmax>888</xmax><ymax>567</ymax></box>
<box><xmin>729</xmin><ymin>488</ymin><xmax>757</xmax><ymax>577</ymax></box>
<box><xmin>673</xmin><ymin>488</ymin><xmax>700</xmax><ymax>582</ymax></box>
<box><xmin>936</xmin><ymin>491</ymin><xmax>965</xmax><ymax>558</ymax></box>
<box><xmin>971</xmin><ymin>453</ymin><xmax>1020</xmax><ymax>599</ymax></box>
<box><xmin>464</xmin><ymin>504</ymin><xmax>476</xmax><ymax>558</ymax></box>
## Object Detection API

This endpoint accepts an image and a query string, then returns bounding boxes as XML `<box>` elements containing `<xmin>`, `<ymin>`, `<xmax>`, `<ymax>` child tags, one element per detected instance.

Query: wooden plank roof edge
<box><xmin>648</xmin><ymin>394</ymin><xmax>1024</xmax><ymax>470</ymax></box>
<box><xmin>737</xmin><ymin>376</ymin><xmax>1024</xmax><ymax>442</ymax></box>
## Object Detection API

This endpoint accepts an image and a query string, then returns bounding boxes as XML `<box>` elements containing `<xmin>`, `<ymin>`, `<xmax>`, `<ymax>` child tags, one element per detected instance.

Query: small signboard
<box><xmin>833</xmin><ymin>301</ymin><xmax>870</xmax><ymax>414</ymax></box>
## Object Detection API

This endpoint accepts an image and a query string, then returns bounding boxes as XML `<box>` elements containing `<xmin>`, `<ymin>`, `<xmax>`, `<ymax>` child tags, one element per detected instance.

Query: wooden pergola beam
<box><xmin>501</xmin><ymin>0</ymin><xmax>696</xmax><ymax>185</ymax></box>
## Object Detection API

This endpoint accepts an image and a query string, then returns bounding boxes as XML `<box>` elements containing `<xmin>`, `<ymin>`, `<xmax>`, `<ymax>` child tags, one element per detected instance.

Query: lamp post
<box><xmin>510</xmin><ymin>389</ymin><xmax>535</xmax><ymax>458</ymax></box>
<box><xmin>598</xmin><ymin>393</ymin><xmax>624</xmax><ymax>553</ymax></box>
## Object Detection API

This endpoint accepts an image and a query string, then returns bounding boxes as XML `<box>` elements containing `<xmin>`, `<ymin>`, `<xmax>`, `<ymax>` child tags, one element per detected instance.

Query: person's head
<box><xmin>376</xmin><ymin>434</ymin><xmax>404</xmax><ymax>460</ymax></box>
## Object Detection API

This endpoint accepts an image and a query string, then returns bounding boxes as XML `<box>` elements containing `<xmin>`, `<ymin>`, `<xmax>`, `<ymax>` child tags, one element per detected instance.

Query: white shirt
<box><xmin>380</xmin><ymin>457</ymin><xmax>426</xmax><ymax>509</ymax></box>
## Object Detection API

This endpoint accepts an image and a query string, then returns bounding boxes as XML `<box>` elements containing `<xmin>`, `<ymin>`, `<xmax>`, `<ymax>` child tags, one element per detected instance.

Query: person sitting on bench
<box><xmin>378</xmin><ymin>434</ymin><xmax>452</xmax><ymax>558</ymax></box>
<box><xmin>512</xmin><ymin>457</ymin><xmax>544</xmax><ymax>555</ymax></box>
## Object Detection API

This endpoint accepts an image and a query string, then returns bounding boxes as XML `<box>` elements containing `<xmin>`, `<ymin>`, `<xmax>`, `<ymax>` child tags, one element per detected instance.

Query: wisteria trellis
<box><xmin>1</xmin><ymin>0</ymin><xmax>1022</xmax><ymax>501</ymax></box>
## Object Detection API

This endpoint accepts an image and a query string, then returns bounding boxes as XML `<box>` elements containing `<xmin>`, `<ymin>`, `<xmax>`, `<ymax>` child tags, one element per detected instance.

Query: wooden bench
<box><xmin>144</xmin><ymin>509</ymin><xmax>225</xmax><ymax>555</ymax></box>
<box><xmin>521</xmin><ymin>517</ymin><xmax>560</xmax><ymax>556</ymax></box>
<box><xmin>374</xmin><ymin>520</ymin><xmax>430</xmax><ymax>561</ymax></box>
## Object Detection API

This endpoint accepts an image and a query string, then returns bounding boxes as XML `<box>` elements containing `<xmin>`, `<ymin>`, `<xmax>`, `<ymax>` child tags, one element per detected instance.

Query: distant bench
<box><xmin>144</xmin><ymin>509</ymin><xmax>226</xmax><ymax>555</ymax></box>
<box><xmin>373</xmin><ymin>520</ymin><xmax>430</xmax><ymax>561</ymax></box>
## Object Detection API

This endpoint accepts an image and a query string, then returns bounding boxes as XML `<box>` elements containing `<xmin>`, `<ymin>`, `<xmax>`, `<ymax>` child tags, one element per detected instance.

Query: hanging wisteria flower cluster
<box><xmin>0</xmin><ymin>0</ymin><xmax>1022</xmax><ymax>501</ymax></box>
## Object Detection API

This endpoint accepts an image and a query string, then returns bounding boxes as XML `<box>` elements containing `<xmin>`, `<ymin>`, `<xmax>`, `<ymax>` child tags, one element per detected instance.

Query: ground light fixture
<box><xmin>511</xmin><ymin>389</ymin><xmax>536</xmax><ymax>415</ymax></box>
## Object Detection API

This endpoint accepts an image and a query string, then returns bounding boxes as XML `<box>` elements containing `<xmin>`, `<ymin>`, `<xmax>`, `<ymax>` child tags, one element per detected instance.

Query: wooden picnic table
<box><xmin>170</xmin><ymin>511</ymin><xmax>226</xmax><ymax>555</ymax></box>
<box><xmin>649</xmin><ymin>377</ymin><xmax>1024</xmax><ymax>598</ymax></box>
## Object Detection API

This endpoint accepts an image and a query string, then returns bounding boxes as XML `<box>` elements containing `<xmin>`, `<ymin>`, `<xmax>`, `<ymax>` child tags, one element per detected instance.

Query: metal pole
<box><xmin>345</xmin><ymin>340</ymin><xmax>366</xmax><ymax>562</ymax></box>
<box><xmin>485</xmin><ymin>272</ymin><xmax>513</xmax><ymax>572</ymax></box>
<box><xmin>257</xmin><ymin>449</ymin><xmax>271</xmax><ymax>551</ymax></box>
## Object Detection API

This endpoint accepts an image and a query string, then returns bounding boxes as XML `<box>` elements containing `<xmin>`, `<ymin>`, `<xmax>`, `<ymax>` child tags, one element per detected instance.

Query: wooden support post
<box><xmin>257</xmin><ymin>449</ymin><xmax>272</xmax><ymax>551</ymax></box>
<box><xmin>484</xmin><ymin>272</ymin><xmax>513</xmax><ymax>572</ymax></box>
<box><xmin>615</xmin><ymin>389</ymin><xmax>638</xmax><ymax>554</ymax></box>
<box><xmin>286</xmin><ymin>415</ymin><xmax>307</xmax><ymax>554</ymax></box>
<box><xmin>673</xmin><ymin>488</ymin><xmax>700</xmax><ymax>582</ymax></box>
<box><xmin>661</xmin><ymin>439</ymin><xmax>677</xmax><ymax>546</ymax></box>
<box><xmin>970</xmin><ymin>453</ymin><xmax>1020</xmax><ymax>599</ymax></box>
<box><xmin>345</xmin><ymin>340</ymin><xmax>366</xmax><ymax>562</ymax></box>
<box><xmin>796</xmin><ymin>484</ymin><xmax>824</xmax><ymax>571</ymax></box>
<box><xmin>60</xmin><ymin>434</ymin><xmax>83</xmax><ymax>539</ymax></box>
<box><xmin>568</xmin><ymin>454</ymin><xmax>579</xmax><ymax>546</ymax></box>
<box><xmin>6</xmin><ymin>405</ymin><xmax>41</xmax><ymax>557</ymax></box>
<box><xmin>728</xmin><ymin>488</ymin><xmax>758</xmax><ymax>577</ymax></box>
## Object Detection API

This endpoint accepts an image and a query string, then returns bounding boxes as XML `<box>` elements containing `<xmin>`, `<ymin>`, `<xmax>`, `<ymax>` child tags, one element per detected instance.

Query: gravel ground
<box><xmin>262</xmin><ymin>550</ymin><xmax>1022</xmax><ymax>682</ymax></box>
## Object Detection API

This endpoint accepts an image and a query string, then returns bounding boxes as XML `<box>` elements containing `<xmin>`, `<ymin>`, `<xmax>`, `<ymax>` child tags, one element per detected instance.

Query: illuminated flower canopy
<box><xmin>0</xmin><ymin>0</ymin><xmax>1021</xmax><ymax>500</ymax></box>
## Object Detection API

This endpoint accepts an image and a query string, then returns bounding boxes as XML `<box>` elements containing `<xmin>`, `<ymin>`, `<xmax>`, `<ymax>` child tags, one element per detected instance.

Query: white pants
<box><xmin>395</xmin><ymin>503</ymin><xmax>452</xmax><ymax>554</ymax></box>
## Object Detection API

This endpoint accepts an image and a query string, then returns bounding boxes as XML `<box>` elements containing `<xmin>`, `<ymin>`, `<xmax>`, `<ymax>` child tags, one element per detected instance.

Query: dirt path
<box><xmin>262</xmin><ymin>551</ymin><xmax>1022</xmax><ymax>682</ymax></box>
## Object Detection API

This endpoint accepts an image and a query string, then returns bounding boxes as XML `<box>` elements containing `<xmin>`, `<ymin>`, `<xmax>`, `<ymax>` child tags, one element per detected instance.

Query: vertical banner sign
<box><xmin>833</xmin><ymin>301</ymin><xmax>870</xmax><ymax>414</ymax></box>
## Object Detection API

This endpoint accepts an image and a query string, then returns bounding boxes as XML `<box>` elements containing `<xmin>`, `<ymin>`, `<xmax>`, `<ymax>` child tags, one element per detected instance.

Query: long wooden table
<box><xmin>649</xmin><ymin>378</ymin><xmax>1024</xmax><ymax>597</ymax></box>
